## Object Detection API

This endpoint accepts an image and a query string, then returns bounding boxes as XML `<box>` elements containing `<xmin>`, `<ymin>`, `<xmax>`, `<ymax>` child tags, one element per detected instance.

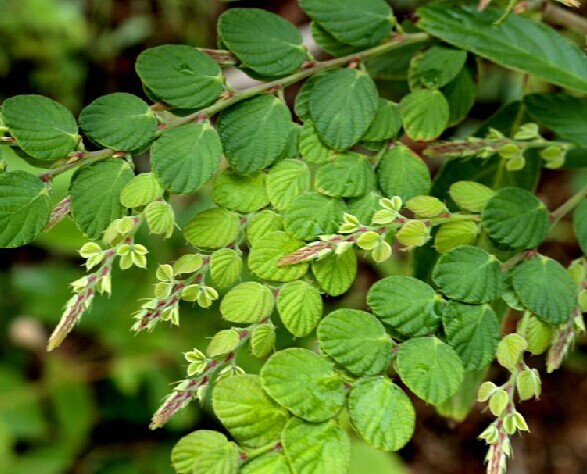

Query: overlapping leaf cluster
<box><xmin>1</xmin><ymin>1</ymin><xmax>587</xmax><ymax>474</ymax></box>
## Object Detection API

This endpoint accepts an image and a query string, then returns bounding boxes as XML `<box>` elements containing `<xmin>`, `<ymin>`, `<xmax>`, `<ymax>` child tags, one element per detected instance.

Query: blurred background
<box><xmin>1</xmin><ymin>1</ymin><xmax>587</xmax><ymax>473</ymax></box>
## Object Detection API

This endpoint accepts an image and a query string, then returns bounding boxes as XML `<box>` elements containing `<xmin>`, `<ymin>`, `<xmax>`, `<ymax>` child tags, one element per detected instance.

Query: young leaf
<box><xmin>193</xmin><ymin>443</ymin><xmax>240</xmax><ymax>474</ymax></box>
<box><xmin>220</xmin><ymin>282</ymin><xmax>274</xmax><ymax>324</ymax></box>
<box><xmin>277</xmin><ymin>280</ymin><xmax>323</xmax><ymax>337</ymax></box>
<box><xmin>217</xmin><ymin>95</ymin><xmax>292</xmax><ymax>175</ymax></box>
<box><xmin>248</xmin><ymin>231</ymin><xmax>309</xmax><ymax>282</ymax></box>
<box><xmin>309</xmin><ymin>69</ymin><xmax>378</xmax><ymax>150</ymax></box>
<box><xmin>241</xmin><ymin>452</ymin><xmax>290</xmax><ymax>474</ymax></box>
<box><xmin>260</xmin><ymin>348</ymin><xmax>346</xmax><ymax>422</ymax></box>
<box><xmin>367</xmin><ymin>275</ymin><xmax>438</xmax><ymax>336</ymax></box>
<box><xmin>135</xmin><ymin>44</ymin><xmax>223</xmax><ymax>109</ymax></box>
<box><xmin>574</xmin><ymin>199</ymin><xmax>587</xmax><ymax>254</ymax></box>
<box><xmin>432</xmin><ymin>245</ymin><xmax>504</xmax><ymax>304</ymax></box>
<box><xmin>512</xmin><ymin>256</ymin><xmax>576</xmax><ymax>324</ymax></box>
<box><xmin>399</xmin><ymin>89</ymin><xmax>449</xmax><ymax>142</ymax></box>
<box><xmin>284</xmin><ymin>192</ymin><xmax>346</xmax><ymax>241</ymax></box>
<box><xmin>417</xmin><ymin>5</ymin><xmax>587</xmax><ymax>93</ymax></box>
<box><xmin>151</xmin><ymin>123</ymin><xmax>222</xmax><ymax>195</ymax></box>
<box><xmin>449</xmin><ymin>181</ymin><xmax>495</xmax><ymax>213</ymax></box>
<box><xmin>282</xmin><ymin>418</ymin><xmax>350</xmax><ymax>474</ymax></box>
<box><xmin>315</xmin><ymin>152</ymin><xmax>375</xmax><ymax>198</ymax></box>
<box><xmin>246</xmin><ymin>211</ymin><xmax>284</xmax><ymax>247</ymax></box>
<box><xmin>0</xmin><ymin>171</ymin><xmax>51</xmax><ymax>248</ymax></box>
<box><xmin>145</xmin><ymin>201</ymin><xmax>175</xmax><ymax>237</ymax></box>
<box><xmin>212</xmin><ymin>374</ymin><xmax>289</xmax><ymax>448</ymax></box>
<box><xmin>434</xmin><ymin>220</ymin><xmax>479</xmax><ymax>254</ymax></box>
<box><xmin>376</xmin><ymin>144</ymin><xmax>431</xmax><ymax>201</ymax></box>
<box><xmin>250</xmin><ymin>325</ymin><xmax>276</xmax><ymax>359</ymax></box>
<box><xmin>266</xmin><ymin>159</ymin><xmax>311</xmax><ymax>211</ymax></box>
<box><xmin>442</xmin><ymin>303</ymin><xmax>500</xmax><ymax>370</ymax></box>
<box><xmin>482</xmin><ymin>187</ymin><xmax>550</xmax><ymax>250</ymax></box>
<box><xmin>120</xmin><ymin>173</ymin><xmax>164</xmax><ymax>208</ymax></box>
<box><xmin>2</xmin><ymin>95</ymin><xmax>79</xmax><ymax>162</ymax></box>
<box><xmin>210</xmin><ymin>249</ymin><xmax>242</xmax><ymax>288</ymax></box>
<box><xmin>184</xmin><ymin>208</ymin><xmax>240</xmax><ymax>249</ymax></box>
<box><xmin>218</xmin><ymin>8</ymin><xmax>305</xmax><ymax>77</ymax></box>
<box><xmin>396</xmin><ymin>336</ymin><xmax>464</xmax><ymax>405</ymax></box>
<box><xmin>212</xmin><ymin>170</ymin><xmax>269</xmax><ymax>213</ymax></box>
<box><xmin>361</xmin><ymin>99</ymin><xmax>402</xmax><ymax>142</ymax></box>
<box><xmin>317</xmin><ymin>309</ymin><xmax>393</xmax><ymax>376</ymax></box>
<box><xmin>409</xmin><ymin>46</ymin><xmax>467</xmax><ymax>90</ymax></box>
<box><xmin>171</xmin><ymin>431</ymin><xmax>235</xmax><ymax>474</ymax></box>
<box><xmin>69</xmin><ymin>159</ymin><xmax>134</xmax><ymax>239</ymax></box>
<box><xmin>78</xmin><ymin>93</ymin><xmax>157</xmax><ymax>151</ymax></box>
<box><xmin>312</xmin><ymin>248</ymin><xmax>357</xmax><ymax>297</ymax></box>
<box><xmin>348</xmin><ymin>377</ymin><xmax>415</xmax><ymax>451</ymax></box>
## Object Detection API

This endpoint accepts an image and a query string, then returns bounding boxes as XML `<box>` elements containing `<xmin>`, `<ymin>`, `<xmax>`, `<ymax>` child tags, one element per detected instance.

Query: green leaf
<box><xmin>193</xmin><ymin>443</ymin><xmax>240</xmax><ymax>474</ymax></box>
<box><xmin>207</xmin><ymin>329</ymin><xmax>240</xmax><ymax>358</ymax></box>
<box><xmin>249</xmin><ymin>231</ymin><xmax>309</xmax><ymax>282</ymax></box>
<box><xmin>220</xmin><ymin>282</ymin><xmax>274</xmax><ymax>324</ymax></box>
<box><xmin>277</xmin><ymin>280</ymin><xmax>323</xmax><ymax>337</ymax></box>
<box><xmin>348</xmin><ymin>377</ymin><xmax>415</xmax><ymax>451</ymax></box>
<box><xmin>2</xmin><ymin>95</ymin><xmax>78</xmax><ymax>162</ymax></box>
<box><xmin>442</xmin><ymin>303</ymin><xmax>500</xmax><ymax>371</ymax></box>
<box><xmin>69</xmin><ymin>159</ymin><xmax>134</xmax><ymax>239</ymax></box>
<box><xmin>361</xmin><ymin>99</ymin><xmax>402</xmax><ymax>142</ymax></box>
<box><xmin>300</xmin><ymin>0</ymin><xmax>394</xmax><ymax>47</ymax></box>
<box><xmin>135</xmin><ymin>44</ymin><xmax>223</xmax><ymax>109</ymax></box>
<box><xmin>242</xmin><ymin>452</ymin><xmax>291</xmax><ymax>474</ymax></box>
<box><xmin>575</xmin><ymin>200</ymin><xmax>587</xmax><ymax>254</ymax></box>
<box><xmin>366</xmin><ymin>41</ymin><xmax>429</xmax><ymax>81</ymax></box>
<box><xmin>482</xmin><ymin>187</ymin><xmax>550</xmax><ymax>250</ymax></box>
<box><xmin>218</xmin><ymin>8</ymin><xmax>305</xmax><ymax>77</ymax></box>
<box><xmin>0</xmin><ymin>171</ymin><xmax>51</xmax><ymax>248</ymax></box>
<box><xmin>512</xmin><ymin>255</ymin><xmax>576</xmax><ymax>324</ymax></box>
<box><xmin>377</xmin><ymin>144</ymin><xmax>431</xmax><ymax>201</ymax></box>
<box><xmin>310</xmin><ymin>22</ymin><xmax>362</xmax><ymax>57</ymax></box>
<box><xmin>441</xmin><ymin>67</ymin><xmax>477</xmax><ymax>127</ymax></box>
<box><xmin>396</xmin><ymin>337</ymin><xmax>464</xmax><ymax>405</ymax></box>
<box><xmin>409</xmin><ymin>46</ymin><xmax>467</xmax><ymax>89</ymax></box>
<box><xmin>432</xmin><ymin>245</ymin><xmax>504</xmax><ymax>304</ymax></box>
<box><xmin>145</xmin><ymin>201</ymin><xmax>175</xmax><ymax>237</ymax></box>
<box><xmin>213</xmin><ymin>374</ymin><xmax>289</xmax><ymax>448</ymax></box>
<box><xmin>315</xmin><ymin>153</ymin><xmax>375</xmax><ymax>198</ymax></box>
<box><xmin>434</xmin><ymin>220</ymin><xmax>479</xmax><ymax>254</ymax></box>
<box><xmin>312</xmin><ymin>248</ymin><xmax>357</xmax><ymax>297</ymax></box>
<box><xmin>250</xmin><ymin>325</ymin><xmax>276</xmax><ymax>359</ymax></box>
<box><xmin>346</xmin><ymin>191</ymin><xmax>381</xmax><ymax>225</ymax></box>
<box><xmin>294</xmin><ymin>74</ymin><xmax>325</xmax><ymax>121</ymax></box>
<box><xmin>246</xmin><ymin>211</ymin><xmax>284</xmax><ymax>247</ymax></box>
<box><xmin>184</xmin><ymin>207</ymin><xmax>240</xmax><ymax>249</ymax></box>
<box><xmin>496</xmin><ymin>333</ymin><xmax>527</xmax><ymax>371</ymax></box>
<box><xmin>317</xmin><ymin>309</ymin><xmax>393</xmax><ymax>376</ymax></box>
<box><xmin>218</xmin><ymin>95</ymin><xmax>292</xmax><ymax>175</ymax></box>
<box><xmin>213</xmin><ymin>169</ymin><xmax>269</xmax><ymax>212</ymax></box>
<box><xmin>524</xmin><ymin>315</ymin><xmax>554</xmax><ymax>355</ymax></box>
<box><xmin>299</xmin><ymin>120</ymin><xmax>337</xmax><ymax>164</ymax></box>
<box><xmin>120</xmin><ymin>173</ymin><xmax>164</xmax><ymax>208</ymax></box>
<box><xmin>309</xmin><ymin>69</ymin><xmax>378</xmax><ymax>150</ymax></box>
<box><xmin>449</xmin><ymin>181</ymin><xmax>495</xmax><ymax>213</ymax></box>
<box><xmin>151</xmin><ymin>123</ymin><xmax>222</xmax><ymax>194</ymax></box>
<box><xmin>399</xmin><ymin>89</ymin><xmax>449</xmax><ymax>141</ymax></box>
<box><xmin>266</xmin><ymin>159</ymin><xmax>311</xmax><ymax>211</ymax></box>
<box><xmin>210</xmin><ymin>249</ymin><xmax>242</xmax><ymax>288</ymax></box>
<box><xmin>78</xmin><ymin>93</ymin><xmax>157</xmax><ymax>151</ymax></box>
<box><xmin>260</xmin><ymin>348</ymin><xmax>346</xmax><ymax>422</ymax></box>
<box><xmin>282</xmin><ymin>418</ymin><xmax>350</xmax><ymax>474</ymax></box>
<box><xmin>367</xmin><ymin>275</ymin><xmax>438</xmax><ymax>336</ymax></box>
<box><xmin>284</xmin><ymin>192</ymin><xmax>346</xmax><ymax>241</ymax></box>
<box><xmin>171</xmin><ymin>430</ymin><xmax>236</xmax><ymax>474</ymax></box>
<box><xmin>418</xmin><ymin>5</ymin><xmax>587</xmax><ymax>92</ymax></box>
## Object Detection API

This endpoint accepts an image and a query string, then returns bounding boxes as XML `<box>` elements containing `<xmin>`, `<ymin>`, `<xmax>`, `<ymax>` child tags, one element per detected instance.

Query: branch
<box><xmin>543</xmin><ymin>2</ymin><xmax>587</xmax><ymax>35</ymax></box>
<box><xmin>550</xmin><ymin>181</ymin><xmax>587</xmax><ymax>226</ymax></box>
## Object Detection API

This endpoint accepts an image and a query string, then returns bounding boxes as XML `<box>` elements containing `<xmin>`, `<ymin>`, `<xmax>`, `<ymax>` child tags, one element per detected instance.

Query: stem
<box><xmin>550</xmin><ymin>182</ymin><xmax>587</xmax><ymax>226</ymax></box>
<box><xmin>543</xmin><ymin>2</ymin><xmax>587</xmax><ymax>35</ymax></box>
<box><xmin>39</xmin><ymin>148</ymin><xmax>115</xmax><ymax>181</ymax></box>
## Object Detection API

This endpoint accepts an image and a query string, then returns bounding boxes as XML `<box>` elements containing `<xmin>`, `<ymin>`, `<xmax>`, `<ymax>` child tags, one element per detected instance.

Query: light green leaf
<box><xmin>310</xmin><ymin>69</ymin><xmax>378</xmax><ymax>150</ymax></box>
<box><xmin>213</xmin><ymin>374</ymin><xmax>289</xmax><ymax>448</ymax></box>
<box><xmin>171</xmin><ymin>430</ymin><xmax>235</xmax><ymax>474</ymax></box>
<box><xmin>151</xmin><ymin>123</ymin><xmax>222</xmax><ymax>194</ymax></box>
<box><xmin>574</xmin><ymin>199</ymin><xmax>587</xmax><ymax>254</ymax></box>
<box><xmin>282</xmin><ymin>418</ymin><xmax>350</xmax><ymax>474</ymax></box>
<box><xmin>300</xmin><ymin>0</ymin><xmax>394</xmax><ymax>47</ymax></box>
<box><xmin>277</xmin><ymin>280</ymin><xmax>323</xmax><ymax>337</ymax></box>
<box><xmin>218</xmin><ymin>8</ymin><xmax>305</xmax><ymax>77</ymax></box>
<box><xmin>376</xmin><ymin>144</ymin><xmax>431</xmax><ymax>200</ymax></box>
<box><xmin>135</xmin><ymin>44</ymin><xmax>223</xmax><ymax>109</ymax></box>
<box><xmin>220</xmin><ymin>282</ymin><xmax>274</xmax><ymax>324</ymax></box>
<box><xmin>417</xmin><ymin>5</ymin><xmax>587</xmax><ymax>93</ymax></box>
<box><xmin>399</xmin><ymin>89</ymin><xmax>449</xmax><ymax>142</ymax></box>
<box><xmin>210</xmin><ymin>248</ymin><xmax>242</xmax><ymax>288</ymax></box>
<box><xmin>299</xmin><ymin>120</ymin><xmax>337</xmax><ymax>164</ymax></box>
<box><xmin>367</xmin><ymin>275</ymin><xmax>438</xmax><ymax>336</ymax></box>
<box><xmin>361</xmin><ymin>99</ymin><xmax>402</xmax><ymax>142</ymax></box>
<box><xmin>249</xmin><ymin>231</ymin><xmax>309</xmax><ymax>282</ymax></box>
<box><xmin>496</xmin><ymin>333</ymin><xmax>527</xmax><ymax>371</ymax></box>
<box><xmin>512</xmin><ymin>255</ymin><xmax>576</xmax><ymax>324</ymax></box>
<box><xmin>213</xmin><ymin>169</ymin><xmax>269</xmax><ymax>212</ymax></box>
<box><xmin>266</xmin><ymin>159</ymin><xmax>311</xmax><ymax>211</ymax></box>
<box><xmin>409</xmin><ymin>46</ymin><xmax>467</xmax><ymax>89</ymax></box>
<box><xmin>0</xmin><ymin>171</ymin><xmax>51</xmax><ymax>248</ymax></box>
<box><xmin>193</xmin><ymin>442</ymin><xmax>240</xmax><ymax>474</ymax></box>
<box><xmin>242</xmin><ymin>452</ymin><xmax>291</xmax><ymax>474</ymax></box>
<box><xmin>260</xmin><ymin>348</ymin><xmax>346</xmax><ymax>422</ymax></box>
<box><xmin>396</xmin><ymin>337</ymin><xmax>464</xmax><ymax>405</ymax></box>
<box><xmin>347</xmin><ymin>191</ymin><xmax>382</xmax><ymax>224</ymax></box>
<box><xmin>317</xmin><ymin>309</ymin><xmax>393</xmax><ymax>376</ymax></box>
<box><xmin>442</xmin><ymin>303</ymin><xmax>500</xmax><ymax>371</ymax></box>
<box><xmin>2</xmin><ymin>95</ymin><xmax>78</xmax><ymax>162</ymax></box>
<box><xmin>246</xmin><ymin>210</ymin><xmax>284</xmax><ymax>247</ymax></box>
<box><xmin>310</xmin><ymin>22</ymin><xmax>362</xmax><ymax>57</ymax></box>
<box><xmin>78</xmin><ymin>93</ymin><xmax>157</xmax><ymax>151</ymax></box>
<box><xmin>69</xmin><ymin>159</ymin><xmax>134</xmax><ymax>239</ymax></box>
<box><xmin>184</xmin><ymin>207</ymin><xmax>240</xmax><ymax>249</ymax></box>
<box><xmin>218</xmin><ymin>95</ymin><xmax>292</xmax><ymax>175</ymax></box>
<box><xmin>348</xmin><ymin>377</ymin><xmax>415</xmax><ymax>451</ymax></box>
<box><xmin>207</xmin><ymin>329</ymin><xmax>240</xmax><ymax>358</ymax></box>
<box><xmin>120</xmin><ymin>173</ymin><xmax>164</xmax><ymax>208</ymax></box>
<box><xmin>312</xmin><ymin>248</ymin><xmax>357</xmax><ymax>296</ymax></box>
<box><xmin>145</xmin><ymin>201</ymin><xmax>175</xmax><ymax>237</ymax></box>
<box><xmin>250</xmin><ymin>325</ymin><xmax>276</xmax><ymax>359</ymax></box>
<box><xmin>284</xmin><ymin>192</ymin><xmax>346</xmax><ymax>241</ymax></box>
<box><xmin>442</xmin><ymin>67</ymin><xmax>477</xmax><ymax>127</ymax></box>
<box><xmin>432</xmin><ymin>245</ymin><xmax>505</xmax><ymax>304</ymax></box>
<box><xmin>449</xmin><ymin>181</ymin><xmax>495</xmax><ymax>213</ymax></box>
<box><xmin>434</xmin><ymin>220</ymin><xmax>479</xmax><ymax>254</ymax></box>
<box><xmin>482</xmin><ymin>187</ymin><xmax>550</xmax><ymax>250</ymax></box>
<box><xmin>524</xmin><ymin>315</ymin><xmax>554</xmax><ymax>355</ymax></box>
<box><xmin>315</xmin><ymin>153</ymin><xmax>375</xmax><ymax>198</ymax></box>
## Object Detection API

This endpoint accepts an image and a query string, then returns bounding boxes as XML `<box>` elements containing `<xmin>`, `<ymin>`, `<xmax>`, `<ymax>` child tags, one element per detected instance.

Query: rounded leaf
<box><xmin>299</xmin><ymin>120</ymin><xmax>336</xmax><ymax>164</ymax></box>
<box><xmin>249</xmin><ymin>231</ymin><xmax>309</xmax><ymax>282</ymax></box>
<box><xmin>434</xmin><ymin>220</ymin><xmax>479</xmax><ymax>254</ymax></box>
<box><xmin>120</xmin><ymin>173</ymin><xmax>164</xmax><ymax>208</ymax></box>
<box><xmin>145</xmin><ymin>201</ymin><xmax>175</xmax><ymax>237</ymax></box>
<box><xmin>399</xmin><ymin>89</ymin><xmax>449</xmax><ymax>142</ymax></box>
<box><xmin>315</xmin><ymin>153</ymin><xmax>375</xmax><ymax>198</ymax></box>
<box><xmin>266</xmin><ymin>159</ymin><xmax>311</xmax><ymax>211</ymax></box>
<box><xmin>171</xmin><ymin>430</ymin><xmax>232</xmax><ymax>474</ymax></box>
<box><xmin>409</xmin><ymin>45</ymin><xmax>467</xmax><ymax>89</ymax></box>
<box><xmin>221</xmin><ymin>282</ymin><xmax>274</xmax><ymax>324</ymax></box>
<box><xmin>312</xmin><ymin>248</ymin><xmax>357</xmax><ymax>296</ymax></box>
<box><xmin>213</xmin><ymin>169</ymin><xmax>269</xmax><ymax>212</ymax></box>
<box><xmin>361</xmin><ymin>98</ymin><xmax>402</xmax><ymax>142</ymax></box>
<box><xmin>210</xmin><ymin>249</ymin><xmax>242</xmax><ymax>288</ymax></box>
<box><xmin>284</xmin><ymin>192</ymin><xmax>346</xmax><ymax>241</ymax></box>
<box><xmin>242</xmin><ymin>452</ymin><xmax>291</xmax><ymax>474</ymax></box>
<box><xmin>376</xmin><ymin>144</ymin><xmax>431</xmax><ymax>201</ymax></box>
<box><xmin>184</xmin><ymin>208</ymin><xmax>239</xmax><ymax>249</ymax></box>
<box><xmin>246</xmin><ymin>211</ymin><xmax>284</xmax><ymax>247</ymax></box>
<box><xmin>250</xmin><ymin>325</ymin><xmax>276</xmax><ymax>359</ymax></box>
<box><xmin>277</xmin><ymin>280</ymin><xmax>323</xmax><ymax>337</ymax></box>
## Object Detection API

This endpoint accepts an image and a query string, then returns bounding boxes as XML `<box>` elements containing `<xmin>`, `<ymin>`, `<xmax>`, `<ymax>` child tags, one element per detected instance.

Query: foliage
<box><xmin>1</xmin><ymin>1</ymin><xmax>587</xmax><ymax>474</ymax></box>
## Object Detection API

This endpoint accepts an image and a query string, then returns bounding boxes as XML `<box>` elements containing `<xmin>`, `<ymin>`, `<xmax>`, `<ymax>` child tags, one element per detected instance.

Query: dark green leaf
<box><xmin>409</xmin><ymin>46</ymin><xmax>467</xmax><ymax>89</ymax></box>
<box><xmin>399</xmin><ymin>89</ymin><xmax>449</xmax><ymax>141</ymax></box>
